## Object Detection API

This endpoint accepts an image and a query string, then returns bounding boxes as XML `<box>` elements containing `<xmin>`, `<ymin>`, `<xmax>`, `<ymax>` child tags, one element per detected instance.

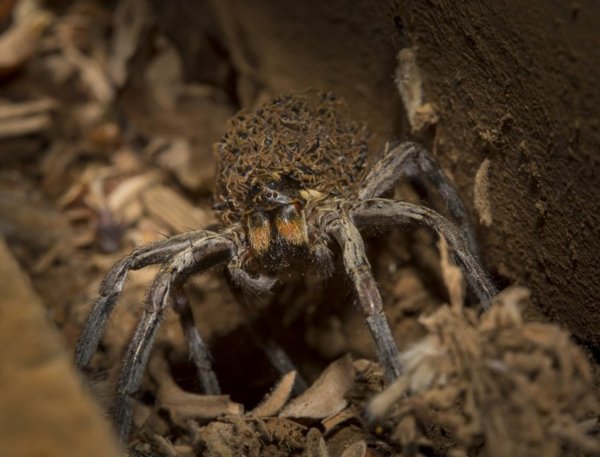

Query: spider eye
<box><xmin>248</xmin><ymin>183</ymin><xmax>261</xmax><ymax>201</ymax></box>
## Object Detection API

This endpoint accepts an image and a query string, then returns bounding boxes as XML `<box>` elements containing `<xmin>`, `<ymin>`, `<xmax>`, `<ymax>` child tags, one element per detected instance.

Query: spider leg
<box><xmin>112</xmin><ymin>234</ymin><xmax>234</xmax><ymax>440</ymax></box>
<box><xmin>351</xmin><ymin>199</ymin><xmax>497</xmax><ymax>307</ymax></box>
<box><xmin>227</xmin><ymin>259</ymin><xmax>278</xmax><ymax>295</ymax></box>
<box><xmin>75</xmin><ymin>230</ymin><xmax>223</xmax><ymax>370</ymax></box>
<box><xmin>172</xmin><ymin>292</ymin><xmax>221</xmax><ymax>395</ymax></box>
<box><xmin>226</xmin><ymin>266</ymin><xmax>308</xmax><ymax>394</ymax></box>
<box><xmin>322</xmin><ymin>213</ymin><xmax>403</xmax><ymax>382</ymax></box>
<box><xmin>359</xmin><ymin>141</ymin><xmax>479</xmax><ymax>256</ymax></box>
<box><xmin>260</xmin><ymin>336</ymin><xmax>309</xmax><ymax>394</ymax></box>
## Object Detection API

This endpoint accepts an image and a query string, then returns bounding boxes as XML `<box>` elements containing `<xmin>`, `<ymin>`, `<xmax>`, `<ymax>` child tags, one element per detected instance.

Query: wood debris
<box><xmin>279</xmin><ymin>355</ymin><xmax>355</xmax><ymax>420</ymax></box>
<box><xmin>367</xmin><ymin>286</ymin><xmax>600</xmax><ymax>456</ymax></box>
<box><xmin>0</xmin><ymin>0</ymin><xmax>52</xmax><ymax>75</ymax></box>
<box><xmin>0</xmin><ymin>98</ymin><xmax>55</xmax><ymax>144</ymax></box>
<box><xmin>149</xmin><ymin>351</ymin><xmax>243</xmax><ymax>426</ymax></box>
<box><xmin>0</xmin><ymin>237</ymin><xmax>121</xmax><ymax>457</ymax></box>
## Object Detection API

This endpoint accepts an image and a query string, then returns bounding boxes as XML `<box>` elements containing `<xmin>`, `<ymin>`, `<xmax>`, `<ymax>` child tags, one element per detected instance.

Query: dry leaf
<box><xmin>340</xmin><ymin>440</ymin><xmax>367</xmax><ymax>457</ymax></box>
<box><xmin>248</xmin><ymin>371</ymin><xmax>297</xmax><ymax>417</ymax></box>
<box><xmin>149</xmin><ymin>352</ymin><xmax>243</xmax><ymax>426</ymax></box>
<box><xmin>280</xmin><ymin>355</ymin><xmax>355</xmax><ymax>419</ymax></box>
<box><xmin>366</xmin><ymin>287</ymin><xmax>599</xmax><ymax>457</ymax></box>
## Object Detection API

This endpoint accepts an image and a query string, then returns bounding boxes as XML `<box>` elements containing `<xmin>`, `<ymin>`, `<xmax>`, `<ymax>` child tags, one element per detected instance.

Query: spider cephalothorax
<box><xmin>243</xmin><ymin>172</ymin><xmax>311</xmax><ymax>272</ymax></box>
<box><xmin>75</xmin><ymin>92</ymin><xmax>497</xmax><ymax>441</ymax></box>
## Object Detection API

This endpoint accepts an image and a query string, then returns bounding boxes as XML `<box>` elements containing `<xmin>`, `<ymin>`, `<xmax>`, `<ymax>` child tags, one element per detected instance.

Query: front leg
<box><xmin>351</xmin><ymin>199</ymin><xmax>497</xmax><ymax>307</ymax></box>
<box><xmin>359</xmin><ymin>141</ymin><xmax>479</xmax><ymax>257</ymax></box>
<box><xmin>322</xmin><ymin>213</ymin><xmax>402</xmax><ymax>382</ymax></box>
<box><xmin>113</xmin><ymin>235</ymin><xmax>234</xmax><ymax>440</ymax></box>
<box><xmin>75</xmin><ymin>230</ymin><xmax>221</xmax><ymax>370</ymax></box>
<box><xmin>172</xmin><ymin>292</ymin><xmax>221</xmax><ymax>395</ymax></box>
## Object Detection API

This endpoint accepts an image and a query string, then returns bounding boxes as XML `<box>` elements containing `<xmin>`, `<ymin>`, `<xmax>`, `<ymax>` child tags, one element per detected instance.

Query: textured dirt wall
<box><xmin>153</xmin><ymin>0</ymin><xmax>600</xmax><ymax>347</ymax></box>
<box><xmin>398</xmin><ymin>1</ymin><xmax>600</xmax><ymax>348</ymax></box>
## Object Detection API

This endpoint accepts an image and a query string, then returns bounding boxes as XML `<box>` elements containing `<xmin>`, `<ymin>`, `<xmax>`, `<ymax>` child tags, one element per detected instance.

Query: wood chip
<box><xmin>107</xmin><ymin>171</ymin><xmax>163</xmax><ymax>214</ymax></box>
<box><xmin>108</xmin><ymin>0</ymin><xmax>150</xmax><ymax>88</ymax></box>
<box><xmin>438</xmin><ymin>235</ymin><xmax>465</xmax><ymax>312</ymax></box>
<box><xmin>474</xmin><ymin>158</ymin><xmax>493</xmax><ymax>226</ymax></box>
<box><xmin>0</xmin><ymin>191</ymin><xmax>70</xmax><ymax>248</ymax></box>
<box><xmin>322</xmin><ymin>408</ymin><xmax>356</xmax><ymax>433</ymax></box>
<box><xmin>142</xmin><ymin>184</ymin><xmax>216</xmax><ymax>233</ymax></box>
<box><xmin>157</xmin><ymin>138</ymin><xmax>209</xmax><ymax>191</ymax></box>
<box><xmin>0</xmin><ymin>113</ymin><xmax>52</xmax><ymax>138</ymax></box>
<box><xmin>145</xmin><ymin>34</ymin><xmax>183</xmax><ymax>110</ymax></box>
<box><xmin>0</xmin><ymin>98</ymin><xmax>56</xmax><ymax>120</ymax></box>
<box><xmin>395</xmin><ymin>47</ymin><xmax>438</xmax><ymax>134</ymax></box>
<box><xmin>0</xmin><ymin>99</ymin><xmax>56</xmax><ymax>139</ymax></box>
<box><xmin>0</xmin><ymin>2</ymin><xmax>52</xmax><ymax>75</ymax></box>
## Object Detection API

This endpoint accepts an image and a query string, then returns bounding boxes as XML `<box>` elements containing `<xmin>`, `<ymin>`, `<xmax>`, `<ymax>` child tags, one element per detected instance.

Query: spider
<box><xmin>74</xmin><ymin>92</ymin><xmax>497</xmax><ymax>441</ymax></box>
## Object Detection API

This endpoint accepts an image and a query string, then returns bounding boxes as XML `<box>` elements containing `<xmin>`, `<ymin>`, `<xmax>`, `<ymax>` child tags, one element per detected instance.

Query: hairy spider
<box><xmin>74</xmin><ymin>93</ymin><xmax>496</xmax><ymax>440</ymax></box>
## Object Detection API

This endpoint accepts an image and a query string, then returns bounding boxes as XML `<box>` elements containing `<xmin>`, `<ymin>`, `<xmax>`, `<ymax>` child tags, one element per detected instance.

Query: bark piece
<box><xmin>0</xmin><ymin>237</ymin><xmax>121</xmax><ymax>457</ymax></box>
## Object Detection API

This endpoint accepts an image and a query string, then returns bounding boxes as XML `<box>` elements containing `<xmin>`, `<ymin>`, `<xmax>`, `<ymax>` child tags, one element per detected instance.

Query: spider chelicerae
<box><xmin>74</xmin><ymin>92</ymin><xmax>497</xmax><ymax>440</ymax></box>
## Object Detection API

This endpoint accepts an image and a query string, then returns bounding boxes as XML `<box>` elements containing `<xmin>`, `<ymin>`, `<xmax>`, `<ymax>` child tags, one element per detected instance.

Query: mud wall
<box><xmin>152</xmin><ymin>1</ymin><xmax>600</xmax><ymax>347</ymax></box>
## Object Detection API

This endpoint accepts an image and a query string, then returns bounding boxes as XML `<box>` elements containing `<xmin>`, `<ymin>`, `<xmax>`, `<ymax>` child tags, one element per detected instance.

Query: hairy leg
<box><xmin>227</xmin><ymin>258</ymin><xmax>277</xmax><ymax>295</ymax></box>
<box><xmin>321</xmin><ymin>213</ymin><xmax>403</xmax><ymax>382</ymax></box>
<box><xmin>111</xmin><ymin>235</ymin><xmax>233</xmax><ymax>440</ymax></box>
<box><xmin>172</xmin><ymin>292</ymin><xmax>221</xmax><ymax>395</ymax></box>
<box><xmin>75</xmin><ymin>230</ymin><xmax>223</xmax><ymax>370</ymax></box>
<box><xmin>226</xmin><ymin>272</ymin><xmax>309</xmax><ymax>395</ymax></box>
<box><xmin>248</xmin><ymin>319</ymin><xmax>309</xmax><ymax>395</ymax></box>
<box><xmin>351</xmin><ymin>199</ymin><xmax>497</xmax><ymax>307</ymax></box>
<box><xmin>359</xmin><ymin>141</ymin><xmax>479</xmax><ymax>256</ymax></box>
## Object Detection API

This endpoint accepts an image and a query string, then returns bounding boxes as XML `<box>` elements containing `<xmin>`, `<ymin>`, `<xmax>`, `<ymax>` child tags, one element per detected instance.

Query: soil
<box><xmin>0</xmin><ymin>1</ymin><xmax>598</xmax><ymax>456</ymax></box>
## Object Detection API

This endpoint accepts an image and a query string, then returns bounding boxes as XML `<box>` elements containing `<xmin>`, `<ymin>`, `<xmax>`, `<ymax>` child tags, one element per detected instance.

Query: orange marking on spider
<box><xmin>275</xmin><ymin>217</ymin><xmax>309</xmax><ymax>246</ymax></box>
<box><xmin>247</xmin><ymin>211</ymin><xmax>272</xmax><ymax>254</ymax></box>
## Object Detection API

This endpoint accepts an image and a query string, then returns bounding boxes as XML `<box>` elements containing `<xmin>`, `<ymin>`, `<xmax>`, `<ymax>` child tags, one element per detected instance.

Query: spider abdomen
<box><xmin>213</xmin><ymin>93</ymin><xmax>371</xmax><ymax>224</ymax></box>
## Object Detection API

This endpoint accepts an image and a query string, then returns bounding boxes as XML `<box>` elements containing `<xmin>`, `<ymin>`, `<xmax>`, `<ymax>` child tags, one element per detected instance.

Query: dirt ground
<box><xmin>0</xmin><ymin>1</ymin><xmax>598</xmax><ymax>456</ymax></box>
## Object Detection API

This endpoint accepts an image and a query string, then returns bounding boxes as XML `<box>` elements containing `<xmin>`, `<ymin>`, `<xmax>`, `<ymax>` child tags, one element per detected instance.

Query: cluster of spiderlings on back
<box><xmin>213</xmin><ymin>93</ymin><xmax>371</xmax><ymax>224</ymax></box>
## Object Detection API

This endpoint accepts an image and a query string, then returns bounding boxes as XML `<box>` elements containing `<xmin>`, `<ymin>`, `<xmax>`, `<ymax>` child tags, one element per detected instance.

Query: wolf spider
<box><xmin>75</xmin><ymin>93</ymin><xmax>496</xmax><ymax>440</ymax></box>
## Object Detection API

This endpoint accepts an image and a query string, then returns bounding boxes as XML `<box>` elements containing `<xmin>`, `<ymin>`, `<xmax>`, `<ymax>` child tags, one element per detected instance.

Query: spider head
<box><xmin>245</xmin><ymin>173</ymin><xmax>310</xmax><ymax>267</ymax></box>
